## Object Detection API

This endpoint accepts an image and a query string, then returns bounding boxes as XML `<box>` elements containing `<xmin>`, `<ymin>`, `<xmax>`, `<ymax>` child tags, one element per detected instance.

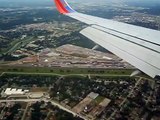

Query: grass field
<box><xmin>30</xmin><ymin>87</ymin><xmax>48</xmax><ymax>92</ymax></box>
<box><xmin>94</xmin><ymin>96</ymin><xmax>105</xmax><ymax>104</ymax></box>
<box><xmin>0</xmin><ymin>65</ymin><xmax>135</xmax><ymax>76</ymax></box>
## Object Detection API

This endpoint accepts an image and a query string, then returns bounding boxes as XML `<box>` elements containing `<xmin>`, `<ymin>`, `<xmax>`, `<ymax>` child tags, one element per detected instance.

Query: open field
<box><xmin>0</xmin><ymin>65</ymin><xmax>135</xmax><ymax>76</ymax></box>
<box><xmin>30</xmin><ymin>87</ymin><xmax>48</xmax><ymax>92</ymax></box>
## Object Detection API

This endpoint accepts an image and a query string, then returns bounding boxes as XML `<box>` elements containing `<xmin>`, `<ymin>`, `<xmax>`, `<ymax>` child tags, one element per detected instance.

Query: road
<box><xmin>120</xmin><ymin>77</ymin><xmax>142</xmax><ymax>107</ymax></box>
<box><xmin>21</xmin><ymin>103</ymin><xmax>30</xmax><ymax>120</ymax></box>
<box><xmin>0</xmin><ymin>72</ymin><xmax>4</xmax><ymax>77</ymax></box>
<box><xmin>6</xmin><ymin>41</ymin><xmax>22</xmax><ymax>54</ymax></box>
<box><xmin>0</xmin><ymin>71</ymin><xmax>131</xmax><ymax>77</ymax></box>
<box><xmin>5</xmin><ymin>37</ymin><xmax>34</xmax><ymax>54</ymax></box>
<box><xmin>108</xmin><ymin>77</ymin><xmax>142</xmax><ymax>120</ymax></box>
<box><xmin>0</xmin><ymin>99</ymin><xmax>41</xmax><ymax>103</ymax></box>
<box><xmin>49</xmin><ymin>100</ymin><xmax>87</xmax><ymax>120</ymax></box>
<box><xmin>45</xmin><ymin>110</ymin><xmax>52</xmax><ymax>120</ymax></box>
<box><xmin>0</xmin><ymin>104</ymin><xmax>6</xmax><ymax>120</ymax></box>
<box><xmin>0</xmin><ymin>98</ymin><xmax>87</xmax><ymax>120</ymax></box>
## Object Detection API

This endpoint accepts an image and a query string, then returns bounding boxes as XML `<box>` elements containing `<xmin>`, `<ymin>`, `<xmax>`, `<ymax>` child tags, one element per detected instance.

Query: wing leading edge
<box><xmin>54</xmin><ymin>0</ymin><xmax>160</xmax><ymax>79</ymax></box>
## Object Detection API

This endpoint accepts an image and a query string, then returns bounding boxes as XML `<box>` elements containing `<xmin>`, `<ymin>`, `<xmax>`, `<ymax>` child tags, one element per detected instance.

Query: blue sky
<box><xmin>0</xmin><ymin>0</ymin><xmax>160</xmax><ymax>3</ymax></box>
<box><xmin>0</xmin><ymin>0</ymin><xmax>160</xmax><ymax>7</ymax></box>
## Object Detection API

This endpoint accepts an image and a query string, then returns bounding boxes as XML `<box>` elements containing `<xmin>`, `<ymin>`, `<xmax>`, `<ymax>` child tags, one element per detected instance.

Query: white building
<box><xmin>3</xmin><ymin>88</ymin><xmax>28</xmax><ymax>96</ymax></box>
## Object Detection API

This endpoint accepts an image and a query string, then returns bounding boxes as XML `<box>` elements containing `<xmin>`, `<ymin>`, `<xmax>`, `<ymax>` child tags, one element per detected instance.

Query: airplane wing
<box><xmin>54</xmin><ymin>0</ymin><xmax>160</xmax><ymax>79</ymax></box>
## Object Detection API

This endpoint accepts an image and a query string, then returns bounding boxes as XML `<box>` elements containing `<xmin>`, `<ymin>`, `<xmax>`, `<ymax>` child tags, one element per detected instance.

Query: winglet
<box><xmin>54</xmin><ymin>0</ymin><xmax>75</xmax><ymax>14</ymax></box>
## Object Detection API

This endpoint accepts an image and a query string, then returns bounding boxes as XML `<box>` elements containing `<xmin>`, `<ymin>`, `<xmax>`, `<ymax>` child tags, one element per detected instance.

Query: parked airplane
<box><xmin>54</xmin><ymin>0</ymin><xmax>160</xmax><ymax>79</ymax></box>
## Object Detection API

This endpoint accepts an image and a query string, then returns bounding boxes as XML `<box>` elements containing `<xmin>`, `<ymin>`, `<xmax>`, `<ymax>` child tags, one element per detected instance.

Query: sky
<box><xmin>0</xmin><ymin>0</ymin><xmax>160</xmax><ymax>7</ymax></box>
<box><xmin>0</xmin><ymin>0</ymin><xmax>159</xmax><ymax>2</ymax></box>
<box><xmin>0</xmin><ymin>0</ymin><xmax>160</xmax><ymax>3</ymax></box>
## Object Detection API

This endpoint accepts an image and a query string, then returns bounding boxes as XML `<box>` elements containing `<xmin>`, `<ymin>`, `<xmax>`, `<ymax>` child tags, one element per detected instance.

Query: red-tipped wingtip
<box><xmin>54</xmin><ymin>0</ymin><xmax>75</xmax><ymax>14</ymax></box>
<box><xmin>54</xmin><ymin>0</ymin><xmax>68</xmax><ymax>14</ymax></box>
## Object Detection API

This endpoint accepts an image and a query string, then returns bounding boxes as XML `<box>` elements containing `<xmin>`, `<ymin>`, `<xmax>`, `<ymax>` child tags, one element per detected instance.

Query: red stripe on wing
<box><xmin>54</xmin><ymin>0</ymin><xmax>69</xmax><ymax>14</ymax></box>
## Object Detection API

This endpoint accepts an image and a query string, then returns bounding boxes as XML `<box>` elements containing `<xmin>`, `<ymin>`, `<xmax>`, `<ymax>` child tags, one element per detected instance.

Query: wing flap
<box><xmin>80</xmin><ymin>26</ymin><xmax>160</xmax><ymax>78</ymax></box>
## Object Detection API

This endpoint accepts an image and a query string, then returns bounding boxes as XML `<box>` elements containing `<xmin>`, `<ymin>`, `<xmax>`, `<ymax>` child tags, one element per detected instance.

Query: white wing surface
<box><xmin>54</xmin><ymin>0</ymin><xmax>160</xmax><ymax>79</ymax></box>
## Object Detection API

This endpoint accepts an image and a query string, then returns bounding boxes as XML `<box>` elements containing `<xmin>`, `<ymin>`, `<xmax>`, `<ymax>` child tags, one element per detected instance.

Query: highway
<box><xmin>5</xmin><ymin>37</ymin><xmax>34</xmax><ymax>54</ymax></box>
<box><xmin>6</xmin><ymin>41</ymin><xmax>22</xmax><ymax>54</ymax></box>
